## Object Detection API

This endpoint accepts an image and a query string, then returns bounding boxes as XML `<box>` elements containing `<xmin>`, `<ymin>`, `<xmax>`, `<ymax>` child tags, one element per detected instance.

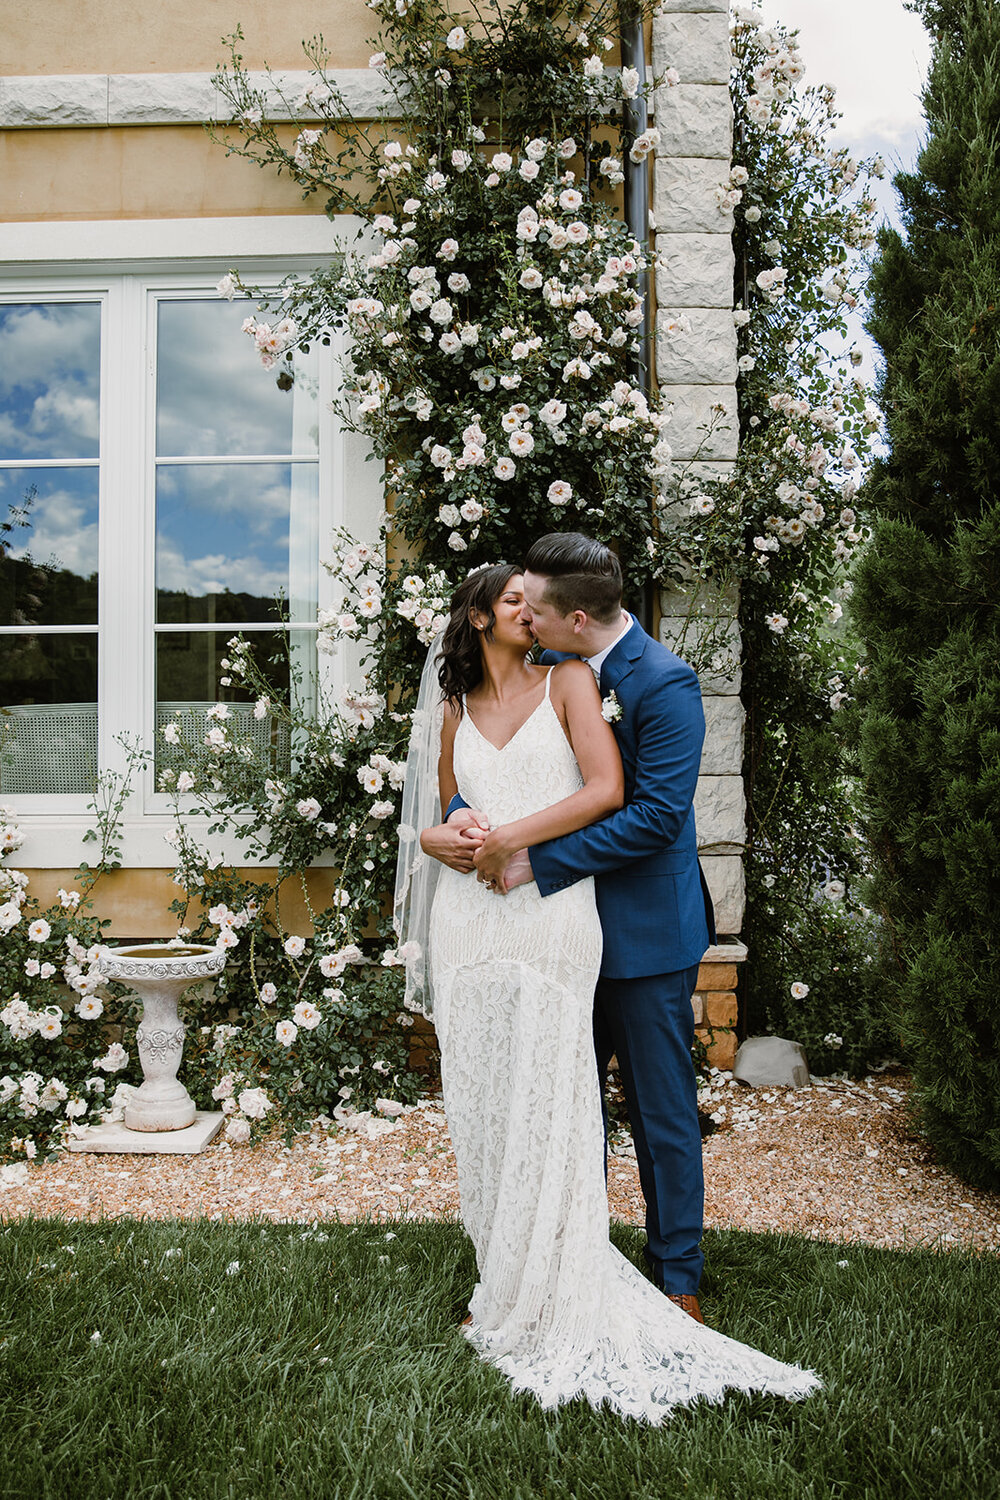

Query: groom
<box><xmin>422</xmin><ymin>533</ymin><xmax>716</xmax><ymax>1322</ymax></box>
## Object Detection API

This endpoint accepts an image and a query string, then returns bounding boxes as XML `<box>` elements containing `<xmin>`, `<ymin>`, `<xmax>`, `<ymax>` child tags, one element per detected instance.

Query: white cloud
<box><xmin>760</xmin><ymin>0</ymin><xmax>931</xmax><ymax>148</ymax></box>
<box><xmin>6</xmin><ymin>486</ymin><xmax>99</xmax><ymax>579</ymax></box>
<box><xmin>155</xmin><ymin>300</ymin><xmax>320</xmax><ymax>458</ymax></box>
<box><xmin>155</xmin><ymin>534</ymin><xmax>287</xmax><ymax>601</ymax></box>
<box><xmin>0</xmin><ymin>304</ymin><xmax>101</xmax><ymax>460</ymax></box>
<box><xmin>0</xmin><ymin>304</ymin><xmax>99</xmax><ymax>396</ymax></box>
<box><xmin>29</xmin><ymin>388</ymin><xmax>99</xmax><ymax>446</ymax></box>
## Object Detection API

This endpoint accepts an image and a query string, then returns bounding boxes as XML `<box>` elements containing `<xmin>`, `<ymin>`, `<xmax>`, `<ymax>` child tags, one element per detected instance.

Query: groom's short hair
<box><xmin>524</xmin><ymin>533</ymin><xmax>623</xmax><ymax>624</ymax></box>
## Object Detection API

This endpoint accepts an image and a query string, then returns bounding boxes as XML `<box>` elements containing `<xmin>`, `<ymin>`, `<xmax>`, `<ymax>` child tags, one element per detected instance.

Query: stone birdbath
<box><xmin>100</xmin><ymin>943</ymin><xmax>227</xmax><ymax>1132</ymax></box>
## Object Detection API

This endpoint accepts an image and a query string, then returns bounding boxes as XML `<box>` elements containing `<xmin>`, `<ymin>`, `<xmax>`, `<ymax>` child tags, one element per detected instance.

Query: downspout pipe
<box><xmin>620</xmin><ymin>3</ymin><xmax>655</xmax><ymax>630</ymax></box>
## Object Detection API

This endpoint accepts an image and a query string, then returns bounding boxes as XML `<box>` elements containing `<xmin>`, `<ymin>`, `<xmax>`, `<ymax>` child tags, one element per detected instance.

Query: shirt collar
<box><xmin>584</xmin><ymin>612</ymin><xmax>633</xmax><ymax>680</ymax></box>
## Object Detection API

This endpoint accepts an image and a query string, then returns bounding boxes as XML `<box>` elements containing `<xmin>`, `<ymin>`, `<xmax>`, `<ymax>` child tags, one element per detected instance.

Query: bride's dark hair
<box><xmin>438</xmin><ymin>563</ymin><xmax>520</xmax><ymax>704</ymax></box>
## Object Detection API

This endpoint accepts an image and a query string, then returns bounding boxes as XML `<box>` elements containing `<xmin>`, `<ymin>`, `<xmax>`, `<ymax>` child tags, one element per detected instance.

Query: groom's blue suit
<box><xmin>533</xmin><ymin>616</ymin><xmax>716</xmax><ymax>1295</ymax></box>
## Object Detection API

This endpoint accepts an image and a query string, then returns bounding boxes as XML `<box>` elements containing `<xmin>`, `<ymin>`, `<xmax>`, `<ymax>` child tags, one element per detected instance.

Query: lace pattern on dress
<box><xmin>429</xmin><ymin>678</ymin><xmax>820</xmax><ymax>1421</ymax></box>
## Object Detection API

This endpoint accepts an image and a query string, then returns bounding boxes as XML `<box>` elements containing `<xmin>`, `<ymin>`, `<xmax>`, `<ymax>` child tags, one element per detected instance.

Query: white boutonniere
<box><xmin>601</xmin><ymin>691</ymin><xmax>622</xmax><ymax>723</ymax></box>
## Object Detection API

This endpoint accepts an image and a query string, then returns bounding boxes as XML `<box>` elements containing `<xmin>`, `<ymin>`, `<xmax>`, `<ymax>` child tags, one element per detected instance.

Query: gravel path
<box><xmin>2</xmin><ymin>1069</ymin><xmax>998</xmax><ymax>1252</ymax></box>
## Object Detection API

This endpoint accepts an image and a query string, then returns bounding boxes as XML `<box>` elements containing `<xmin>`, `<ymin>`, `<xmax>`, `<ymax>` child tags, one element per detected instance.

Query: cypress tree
<box><xmin>853</xmin><ymin>0</ymin><xmax>1000</xmax><ymax>1184</ymax></box>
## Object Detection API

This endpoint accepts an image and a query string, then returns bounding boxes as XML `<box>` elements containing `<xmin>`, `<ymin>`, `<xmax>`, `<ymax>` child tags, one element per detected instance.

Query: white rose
<box><xmin>225</xmin><ymin>1116</ymin><xmax>252</xmax><ymax>1144</ymax></box>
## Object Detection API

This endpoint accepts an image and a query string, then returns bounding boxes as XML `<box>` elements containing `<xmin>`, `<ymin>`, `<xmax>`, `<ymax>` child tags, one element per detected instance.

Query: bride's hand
<box><xmin>473</xmin><ymin>828</ymin><xmax>516</xmax><ymax>890</ymax></box>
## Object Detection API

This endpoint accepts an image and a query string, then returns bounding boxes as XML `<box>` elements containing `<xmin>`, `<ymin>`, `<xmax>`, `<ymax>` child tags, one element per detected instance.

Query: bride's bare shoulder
<box><xmin>550</xmin><ymin>658</ymin><xmax>598</xmax><ymax>693</ymax></box>
<box><xmin>440</xmin><ymin>697</ymin><xmax>462</xmax><ymax>741</ymax></box>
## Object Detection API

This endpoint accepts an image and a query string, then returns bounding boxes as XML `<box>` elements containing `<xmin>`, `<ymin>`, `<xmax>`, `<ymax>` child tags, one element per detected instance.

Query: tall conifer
<box><xmin>854</xmin><ymin>0</ymin><xmax>1000</xmax><ymax>1183</ymax></box>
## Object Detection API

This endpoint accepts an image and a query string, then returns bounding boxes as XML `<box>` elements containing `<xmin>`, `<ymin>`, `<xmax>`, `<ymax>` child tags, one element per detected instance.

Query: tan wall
<box><xmin>3</xmin><ymin>0</ymin><xmax>378</xmax><ymax>76</ymax></box>
<box><xmin>27</xmin><ymin>867</ymin><xmax>353</xmax><ymax>938</ymax></box>
<box><xmin>0</xmin><ymin>124</ymin><xmax>365</xmax><ymax>221</ymax></box>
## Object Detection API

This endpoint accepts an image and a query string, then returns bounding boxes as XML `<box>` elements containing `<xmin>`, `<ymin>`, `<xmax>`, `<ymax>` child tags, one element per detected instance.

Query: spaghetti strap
<box><xmin>543</xmin><ymin>666</ymin><xmax>554</xmax><ymax>700</ymax></box>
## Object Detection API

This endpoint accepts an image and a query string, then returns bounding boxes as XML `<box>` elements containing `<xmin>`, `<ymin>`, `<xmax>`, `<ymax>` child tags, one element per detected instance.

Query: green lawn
<box><xmin>1</xmin><ymin>1218</ymin><xmax>997</xmax><ymax>1500</ymax></box>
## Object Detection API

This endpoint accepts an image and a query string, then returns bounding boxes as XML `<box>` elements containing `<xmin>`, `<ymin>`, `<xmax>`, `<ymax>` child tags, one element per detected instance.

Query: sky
<box><xmin>760</xmin><ymin>0</ymin><xmax>932</xmax><ymax>221</ymax></box>
<box><xmin>758</xmin><ymin>0</ymin><xmax>933</xmax><ymax>386</ymax></box>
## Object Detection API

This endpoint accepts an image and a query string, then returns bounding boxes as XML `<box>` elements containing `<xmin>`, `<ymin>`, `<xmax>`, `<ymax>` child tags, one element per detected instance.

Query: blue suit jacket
<box><xmin>530</xmin><ymin>617</ymin><xmax>716</xmax><ymax>979</ymax></box>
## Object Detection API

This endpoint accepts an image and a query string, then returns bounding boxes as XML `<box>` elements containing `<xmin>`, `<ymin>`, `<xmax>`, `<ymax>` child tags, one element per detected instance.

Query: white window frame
<box><xmin>0</xmin><ymin>217</ymin><xmax>381</xmax><ymax>868</ymax></box>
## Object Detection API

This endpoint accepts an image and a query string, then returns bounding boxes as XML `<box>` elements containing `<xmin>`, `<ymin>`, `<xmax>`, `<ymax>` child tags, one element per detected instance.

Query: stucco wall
<box><xmin>0</xmin><ymin>125</ymin><xmax>323</xmax><ymax>220</ymax></box>
<box><xmin>27</xmin><ymin>868</ymin><xmax>358</xmax><ymax>939</ymax></box>
<box><xmin>4</xmin><ymin>0</ymin><xmax>377</xmax><ymax>75</ymax></box>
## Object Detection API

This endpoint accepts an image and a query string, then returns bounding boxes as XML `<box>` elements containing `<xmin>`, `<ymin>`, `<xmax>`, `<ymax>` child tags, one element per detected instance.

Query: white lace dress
<box><xmin>429</xmin><ymin>672</ymin><xmax>820</xmax><ymax>1422</ymax></box>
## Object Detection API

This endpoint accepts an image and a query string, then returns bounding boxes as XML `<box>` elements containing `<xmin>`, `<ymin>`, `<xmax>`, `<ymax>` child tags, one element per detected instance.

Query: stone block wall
<box><xmin>653</xmin><ymin>0</ymin><xmax>743</xmax><ymax>948</ymax></box>
<box><xmin>691</xmin><ymin>941</ymin><xmax>746</xmax><ymax>1069</ymax></box>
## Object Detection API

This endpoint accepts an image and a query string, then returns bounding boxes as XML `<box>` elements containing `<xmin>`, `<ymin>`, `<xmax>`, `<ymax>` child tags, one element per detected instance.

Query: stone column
<box><xmin>653</xmin><ymin>0</ymin><xmax>745</xmax><ymax>1038</ymax></box>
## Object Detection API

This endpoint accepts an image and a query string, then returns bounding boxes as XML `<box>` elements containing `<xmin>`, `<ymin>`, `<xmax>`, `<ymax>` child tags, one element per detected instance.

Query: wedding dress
<box><xmin>428</xmin><ymin>670</ymin><xmax>820</xmax><ymax>1422</ymax></box>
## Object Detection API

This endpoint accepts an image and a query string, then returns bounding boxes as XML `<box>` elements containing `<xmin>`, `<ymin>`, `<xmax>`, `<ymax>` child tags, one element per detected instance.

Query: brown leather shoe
<box><xmin>666</xmin><ymin>1293</ymin><xmax>705</xmax><ymax>1324</ymax></box>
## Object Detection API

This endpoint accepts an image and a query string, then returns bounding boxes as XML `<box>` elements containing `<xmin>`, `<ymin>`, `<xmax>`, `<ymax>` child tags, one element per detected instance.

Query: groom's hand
<box><xmin>420</xmin><ymin>808</ymin><xmax>488</xmax><ymax>873</ymax></box>
<box><xmin>502</xmin><ymin>848</ymin><xmax>534</xmax><ymax>889</ymax></box>
<box><xmin>474</xmin><ymin>833</ymin><xmax>534</xmax><ymax>892</ymax></box>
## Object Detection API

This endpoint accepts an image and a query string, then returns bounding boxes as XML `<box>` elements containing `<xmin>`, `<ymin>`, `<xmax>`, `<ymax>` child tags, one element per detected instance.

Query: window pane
<box><xmin>155</xmin><ymin>462</ymin><xmax>318</xmax><ymax>625</ymax></box>
<box><xmin>0</xmin><ymin>467</ymin><xmax>99</xmax><ymax>627</ymax></box>
<box><xmin>0</xmin><ymin>303</ymin><xmax>101</xmax><ymax>461</ymax></box>
<box><xmin>154</xmin><ymin>630</ymin><xmax>318</xmax><ymax>778</ymax></box>
<box><xmin>156</xmin><ymin>299</ymin><xmax>319</xmax><ymax>457</ymax></box>
<box><xmin>0</xmin><ymin>634</ymin><xmax>99</xmax><ymax>795</ymax></box>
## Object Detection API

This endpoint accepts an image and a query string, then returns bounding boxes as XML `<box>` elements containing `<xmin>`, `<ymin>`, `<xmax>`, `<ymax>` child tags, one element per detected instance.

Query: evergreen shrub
<box><xmin>853</xmin><ymin>0</ymin><xmax>1000</xmax><ymax>1183</ymax></box>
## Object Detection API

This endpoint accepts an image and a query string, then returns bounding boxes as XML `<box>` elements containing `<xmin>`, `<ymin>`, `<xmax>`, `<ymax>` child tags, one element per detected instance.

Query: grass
<box><xmin>0</xmin><ymin>1218</ymin><xmax>997</xmax><ymax>1500</ymax></box>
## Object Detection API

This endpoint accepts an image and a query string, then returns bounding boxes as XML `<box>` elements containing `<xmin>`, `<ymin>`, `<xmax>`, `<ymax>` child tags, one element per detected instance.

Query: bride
<box><xmin>395</xmin><ymin>562</ymin><xmax>819</xmax><ymax>1422</ymax></box>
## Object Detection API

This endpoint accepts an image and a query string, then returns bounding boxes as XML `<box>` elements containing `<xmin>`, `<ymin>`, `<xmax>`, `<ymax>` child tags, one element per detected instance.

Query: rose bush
<box><xmin>0</xmin><ymin>810</ymin><xmax>135</xmax><ymax>1160</ymax></box>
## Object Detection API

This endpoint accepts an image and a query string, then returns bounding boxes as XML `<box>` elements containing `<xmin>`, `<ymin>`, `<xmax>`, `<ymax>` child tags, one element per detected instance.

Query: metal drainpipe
<box><xmin>620</xmin><ymin>4</ymin><xmax>655</xmax><ymax>631</ymax></box>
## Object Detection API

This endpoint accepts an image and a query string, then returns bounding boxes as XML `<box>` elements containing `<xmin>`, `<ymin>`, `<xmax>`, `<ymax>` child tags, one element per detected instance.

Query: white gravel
<box><xmin>1</xmin><ymin>1070</ymin><xmax>997</xmax><ymax>1252</ymax></box>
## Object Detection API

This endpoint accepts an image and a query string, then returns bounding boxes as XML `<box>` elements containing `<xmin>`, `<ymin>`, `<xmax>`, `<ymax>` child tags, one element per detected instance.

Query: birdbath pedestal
<box><xmin>101</xmin><ymin>943</ymin><xmax>226</xmax><ymax>1132</ymax></box>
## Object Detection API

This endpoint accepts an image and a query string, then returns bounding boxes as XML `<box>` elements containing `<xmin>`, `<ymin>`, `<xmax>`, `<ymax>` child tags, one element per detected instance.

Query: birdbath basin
<box><xmin>101</xmin><ymin>943</ymin><xmax>226</xmax><ymax>1132</ymax></box>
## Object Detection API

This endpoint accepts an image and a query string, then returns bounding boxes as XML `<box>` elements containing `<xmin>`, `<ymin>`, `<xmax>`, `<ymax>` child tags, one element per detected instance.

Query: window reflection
<box><xmin>154</xmin><ymin>629</ymin><xmax>317</xmax><ymax>778</ymax></box>
<box><xmin>156</xmin><ymin>300</ymin><xmax>319</xmax><ymax>458</ymax></box>
<box><xmin>0</xmin><ymin>634</ymin><xmax>99</xmax><ymax>795</ymax></box>
<box><xmin>155</xmin><ymin>463</ymin><xmax>318</xmax><ymax>625</ymax></box>
<box><xmin>0</xmin><ymin>468</ymin><xmax>99</xmax><ymax>627</ymax></box>
<box><xmin>0</xmin><ymin>303</ymin><xmax>101</xmax><ymax>462</ymax></box>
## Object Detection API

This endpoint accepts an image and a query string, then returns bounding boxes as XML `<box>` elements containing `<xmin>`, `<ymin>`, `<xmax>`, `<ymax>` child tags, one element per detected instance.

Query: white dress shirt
<box><xmin>583</xmin><ymin>612</ymin><xmax>633</xmax><ymax>682</ymax></box>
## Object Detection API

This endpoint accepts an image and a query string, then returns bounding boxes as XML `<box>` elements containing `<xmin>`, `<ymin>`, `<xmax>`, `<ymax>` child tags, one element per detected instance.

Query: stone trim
<box><xmin>0</xmin><ymin>68</ymin><xmax>657</xmax><ymax>130</ymax></box>
<box><xmin>658</xmin><ymin>0</ymin><xmax>730</xmax><ymax>11</ymax></box>
<box><xmin>659</xmin><ymin>384</ymin><xmax>739</xmax><ymax>462</ymax></box>
<box><xmin>654</xmin><ymin>14</ymin><xmax>731</xmax><ymax>83</ymax></box>
<box><xmin>693</xmin><ymin>775</ymin><xmax>746</xmax><ymax>854</ymax></box>
<box><xmin>699</xmin><ymin>856</ymin><xmax>745</xmax><ymax>938</ymax></box>
<box><xmin>0</xmin><ymin>71</ymin><xmax>391</xmax><ymax>128</ymax></box>
<box><xmin>654</xmin><ymin>157</ymin><xmax>734</xmax><ymax>236</ymax></box>
<box><xmin>0</xmin><ymin>214</ymin><xmax>350</xmax><ymax>266</ymax></box>
<box><xmin>653</xmin><ymin>3</ymin><xmax>743</xmax><ymax>942</ymax></box>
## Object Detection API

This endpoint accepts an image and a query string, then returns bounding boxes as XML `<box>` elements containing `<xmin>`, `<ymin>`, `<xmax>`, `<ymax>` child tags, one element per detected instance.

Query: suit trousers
<box><xmin>593</xmin><ymin>964</ymin><xmax>704</xmax><ymax>1295</ymax></box>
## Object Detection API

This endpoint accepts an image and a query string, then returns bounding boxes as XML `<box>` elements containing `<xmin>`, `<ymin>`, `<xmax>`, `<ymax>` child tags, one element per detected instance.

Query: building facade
<box><xmin>1</xmin><ymin>0</ymin><xmax>745</xmax><ymax>1053</ymax></box>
